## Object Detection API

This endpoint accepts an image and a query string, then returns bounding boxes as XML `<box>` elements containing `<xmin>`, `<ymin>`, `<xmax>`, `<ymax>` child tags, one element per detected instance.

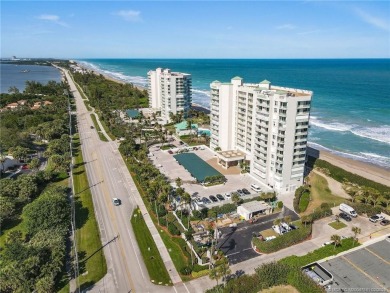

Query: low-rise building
<box><xmin>237</xmin><ymin>200</ymin><xmax>272</xmax><ymax>220</ymax></box>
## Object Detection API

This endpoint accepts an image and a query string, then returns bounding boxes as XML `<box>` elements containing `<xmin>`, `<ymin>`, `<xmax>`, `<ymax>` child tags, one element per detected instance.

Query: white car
<box><xmin>369</xmin><ymin>214</ymin><xmax>385</xmax><ymax>223</ymax></box>
<box><xmin>272</xmin><ymin>225</ymin><xmax>286</xmax><ymax>235</ymax></box>
<box><xmin>224</xmin><ymin>192</ymin><xmax>232</xmax><ymax>199</ymax></box>
<box><xmin>322</xmin><ymin>241</ymin><xmax>334</xmax><ymax>247</ymax></box>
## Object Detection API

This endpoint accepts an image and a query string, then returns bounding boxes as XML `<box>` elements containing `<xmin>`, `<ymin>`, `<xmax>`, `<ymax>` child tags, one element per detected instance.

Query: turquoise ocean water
<box><xmin>2</xmin><ymin>59</ymin><xmax>389</xmax><ymax>168</ymax></box>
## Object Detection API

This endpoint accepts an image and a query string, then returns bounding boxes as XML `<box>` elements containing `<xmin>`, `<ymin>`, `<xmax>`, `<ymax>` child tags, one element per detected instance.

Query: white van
<box><xmin>339</xmin><ymin>203</ymin><xmax>357</xmax><ymax>218</ymax></box>
<box><xmin>251</xmin><ymin>184</ymin><xmax>262</xmax><ymax>192</ymax></box>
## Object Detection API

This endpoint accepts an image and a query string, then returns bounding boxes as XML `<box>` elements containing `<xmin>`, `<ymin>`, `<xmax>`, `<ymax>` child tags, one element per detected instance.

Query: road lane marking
<box><xmin>364</xmin><ymin>247</ymin><xmax>390</xmax><ymax>265</ymax></box>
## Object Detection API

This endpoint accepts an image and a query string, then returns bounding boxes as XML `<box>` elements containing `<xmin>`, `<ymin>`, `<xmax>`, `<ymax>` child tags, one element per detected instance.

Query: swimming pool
<box><xmin>198</xmin><ymin>128</ymin><xmax>211</xmax><ymax>137</ymax></box>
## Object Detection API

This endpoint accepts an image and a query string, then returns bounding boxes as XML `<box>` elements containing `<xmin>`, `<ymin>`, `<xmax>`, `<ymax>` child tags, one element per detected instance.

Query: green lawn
<box><xmin>299</xmin><ymin>191</ymin><xmax>310</xmax><ymax>213</ymax></box>
<box><xmin>161</xmin><ymin>144</ymin><xmax>175</xmax><ymax>150</ymax></box>
<box><xmin>72</xmin><ymin>135</ymin><xmax>107</xmax><ymax>290</ymax></box>
<box><xmin>179</xmin><ymin>135</ymin><xmax>207</xmax><ymax>146</ymax></box>
<box><xmin>131</xmin><ymin>209</ymin><xmax>172</xmax><ymax>285</ymax></box>
<box><xmin>124</xmin><ymin>158</ymin><xmax>193</xmax><ymax>281</ymax></box>
<box><xmin>329</xmin><ymin>221</ymin><xmax>347</xmax><ymax>230</ymax></box>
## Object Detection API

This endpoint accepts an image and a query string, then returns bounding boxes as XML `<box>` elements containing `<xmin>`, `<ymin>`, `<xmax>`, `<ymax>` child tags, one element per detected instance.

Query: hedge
<box><xmin>314</xmin><ymin>158</ymin><xmax>390</xmax><ymax>193</ymax></box>
<box><xmin>311</xmin><ymin>206</ymin><xmax>332</xmax><ymax>221</ymax></box>
<box><xmin>191</xmin><ymin>269</ymin><xmax>210</xmax><ymax>278</ymax></box>
<box><xmin>253</xmin><ymin>223</ymin><xmax>312</xmax><ymax>253</ymax></box>
<box><xmin>281</xmin><ymin>237</ymin><xmax>357</xmax><ymax>268</ymax></box>
<box><xmin>287</xmin><ymin>270</ymin><xmax>325</xmax><ymax>293</ymax></box>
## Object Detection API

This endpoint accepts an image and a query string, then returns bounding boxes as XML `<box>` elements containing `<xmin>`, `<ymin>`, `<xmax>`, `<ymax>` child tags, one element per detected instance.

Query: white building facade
<box><xmin>210</xmin><ymin>77</ymin><xmax>312</xmax><ymax>193</ymax></box>
<box><xmin>147</xmin><ymin>68</ymin><xmax>192</xmax><ymax>123</ymax></box>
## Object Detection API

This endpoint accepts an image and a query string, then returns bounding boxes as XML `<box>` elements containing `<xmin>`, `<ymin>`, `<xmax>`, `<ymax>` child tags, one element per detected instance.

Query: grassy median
<box><xmin>131</xmin><ymin>209</ymin><xmax>172</xmax><ymax>285</ymax></box>
<box><xmin>72</xmin><ymin>135</ymin><xmax>107</xmax><ymax>290</ymax></box>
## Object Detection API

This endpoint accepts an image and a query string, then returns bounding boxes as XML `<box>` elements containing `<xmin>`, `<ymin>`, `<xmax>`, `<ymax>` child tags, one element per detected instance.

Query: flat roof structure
<box><xmin>237</xmin><ymin>201</ymin><xmax>271</xmax><ymax>220</ymax></box>
<box><xmin>173</xmin><ymin>153</ymin><xmax>222</xmax><ymax>182</ymax></box>
<box><xmin>216</xmin><ymin>150</ymin><xmax>246</xmax><ymax>169</ymax></box>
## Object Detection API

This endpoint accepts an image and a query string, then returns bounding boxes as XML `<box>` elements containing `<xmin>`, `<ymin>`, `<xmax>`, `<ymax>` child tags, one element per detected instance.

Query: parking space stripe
<box><xmin>364</xmin><ymin>247</ymin><xmax>390</xmax><ymax>265</ymax></box>
<box><xmin>341</xmin><ymin>256</ymin><xmax>387</xmax><ymax>290</ymax></box>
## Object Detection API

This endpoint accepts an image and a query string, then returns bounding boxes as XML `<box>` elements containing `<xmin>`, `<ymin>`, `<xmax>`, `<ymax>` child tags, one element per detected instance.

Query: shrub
<box><xmin>287</xmin><ymin>270</ymin><xmax>325</xmax><ymax>293</ymax></box>
<box><xmin>191</xmin><ymin>210</ymin><xmax>203</xmax><ymax>220</ymax></box>
<box><xmin>191</xmin><ymin>269</ymin><xmax>209</xmax><ymax>278</ymax></box>
<box><xmin>168</xmin><ymin>222</ymin><xmax>181</xmax><ymax>236</ymax></box>
<box><xmin>253</xmin><ymin>224</ymin><xmax>312</xmax><ymax>253</ymax></box>
<box><xmin>255</xmin><ymin>262</ymin><xmax>289</xmax><ymax>288</ymax></box>
<box><xmin>193</xmin><ymin>264</ymin><xmax>209</xmax><ymax>272</ymax></box>
<box><xmin>347</xmin><ymin>202</ymin><xmax>383</xmax><ymax>217</ymax></box>
<box><xmin>159</xmin><ymin>217</ymin><xmax>167</xmax><ymax>227</ymax></box>
<box><xmin>180</xmin><ymin>266</ymin><xmax>192</xmax><ymax>275</ymax></box>
<box><xmin>314</xmin><ymin>159</ymin><xmax>390</xmax><ymax>193</ymax></box>
<box><xmin>157</xmin><ymin>205</ymin><xmax>167</xmax><ymax>217</ymax></box>
<box><xmin>311</xmin><ymin>207</ymin><xmax>332</xmax><ymax>221</ymax></box>
<box><xmin>277</xmin><ymin>201</ymin><xmax>284</xmax><ymax>209</ymax></box>
<box><xmin>208</xmin><ymin>203</ymin><xmax>237</xmax><ymax>218</ymax></box>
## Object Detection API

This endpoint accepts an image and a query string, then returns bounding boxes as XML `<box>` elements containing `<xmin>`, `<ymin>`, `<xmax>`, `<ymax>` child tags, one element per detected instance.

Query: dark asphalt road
<box><xmin>217</xmin><ymin>207</ymin><xmax>299</xmax><ymax>264</ymax></box>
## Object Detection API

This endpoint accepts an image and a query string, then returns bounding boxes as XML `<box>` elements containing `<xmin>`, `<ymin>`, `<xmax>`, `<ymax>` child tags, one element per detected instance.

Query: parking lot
<box><xmin>148</xmin><ymin>144</ymin><xmax>273</xmax><ymax>208</ymax></box>
<box><xmin>216</xmin><ymin>207</ymin><xmax>299</xmax><ymax>264</ymax></box>
<box><xmin>320</xmin><ymin>238</ymin><xmax>390</xmax><ymax>292</ymax></box>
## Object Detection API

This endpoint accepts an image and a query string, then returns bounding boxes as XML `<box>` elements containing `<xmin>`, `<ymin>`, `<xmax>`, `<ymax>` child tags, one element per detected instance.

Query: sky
<box><xmin>1</xmin><ymin>1</ymin><xmax>390</xmax><ymax>58</ymax></box>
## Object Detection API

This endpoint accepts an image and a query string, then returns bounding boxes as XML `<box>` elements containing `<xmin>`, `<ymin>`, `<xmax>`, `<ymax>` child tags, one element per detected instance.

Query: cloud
<box><xmin>354</xmin><ymin>7</ymin><xmax>389</xmax><ymax>32</ymax></box>
<box><xmin>114</xmin><ymin>10</ymin><xmax>142</xmax><ymax>22</ymax></box>
<box><xmin>37</xmin><ymin>14</ymin><xmax>69</xmax><ymax>27</ymax></box>
<box><xmin>297</xmin><ymin>29</ymin><xmax>322</xmax><ymax>35</ymax></box>
<box><xmin>275</xmin><ymin>24</ymin><xmax>296</xmax><ymax>30</ymax></box>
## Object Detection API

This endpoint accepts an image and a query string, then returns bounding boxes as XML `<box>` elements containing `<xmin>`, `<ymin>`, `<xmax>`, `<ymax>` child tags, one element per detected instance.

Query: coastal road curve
<box><xmin>64</xmin><ymin>69</ymin><xmax>201</xmax><ymax>293</ymax></box>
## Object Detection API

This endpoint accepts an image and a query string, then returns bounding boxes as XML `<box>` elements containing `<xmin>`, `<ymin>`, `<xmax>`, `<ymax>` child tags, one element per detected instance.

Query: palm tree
<box><xmin>218</xmin><ymin>256</ymin><xmax>231</xmax><ymax>287</ymax></box>
<box><xmin>284</xmin><ymin>215</ymin><xmax>292</xmax><ymax>225</ymax></box>
<box><xmin>273</xmin><ymin>218</ymin><xmax>282</xmax><ymax>230</ymax></box>
<box><xmin>232</xmin><ymin>193</ymin><xmax>240</xmax><ymax>206</ymax></box>
<box><xmin>368</xmin><ymin>188</ymin><xmax>381</xmax><ymax>206</ymax></box>
<box><xmin>331</xmin><ymin>234</ymin><xmax>341</xmax><ymax>249</ymax></box>
<box><xmin>175</xmin><ymin>177</ymin><xmax>183</xmax><ymax>188</ymax></box>
<box><xmin>301</xmin><ymin>215</ymin><xmax>312</xmax><ymax>227</ymax></box>
<box><xmin>351</xmin><ymin>226</ymin><xmax>361</xmax><ymax>246</ymax></box>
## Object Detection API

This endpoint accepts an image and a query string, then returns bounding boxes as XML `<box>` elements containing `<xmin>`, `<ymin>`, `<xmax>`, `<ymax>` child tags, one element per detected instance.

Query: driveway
<box><xmin>216</xmin><ymin>207</ymin><xmax>299</xmax><ymax>264</ymax></box>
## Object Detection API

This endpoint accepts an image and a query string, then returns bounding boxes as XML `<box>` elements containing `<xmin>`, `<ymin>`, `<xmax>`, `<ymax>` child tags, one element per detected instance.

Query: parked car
<box><xmin>224</xmin><ymin>192</ymin><xmax>232</xmax><ymax>199</ymax></box>
<box><xmin>272</xmin><ymin>225</ymin><xmax>287</xmax><ymax>235</ymax></box>
<box><xmin>202</xmin><ymin>197</ymin><xmax>211</xmax><ymax>204</ymax></box>
<box><xmin>369</xmin><ymin>214</ymin><xmax>385</xmax><ymax>223</ymax></box>
<box><xmin>339</xmin><ymin>203</ymin><xmax>358</xmax><ymax>218</ymax></box>
<box><xmin>112</xmin><ymin>198</ymin><xmax>121</xmax><ymax>206</ymax></box>
<box><xmin>242</xmin><ymin>188</ymin><xmax>250</xmax><ymax>195</ymax></box>
<box><xmin>236</xmin><ymin>189</ymin><xmax>245</xmax><ymax>196</ymax></box>
<box><xmin>250</xmin><ymin>183</ymin><xmax>262</xmax><ymax>192</ymax></box>
<box><xmin>21</xmin><ymin>164</ymin><xmax>29</xmax><ymax>170</ymax></box>
<box><xmin>380</xmin><ymin>219</ymin><xmax>390</xmax><ymax>226</ymax></box>
<box><xmin>216</xmin><ymin>194</ymin><xmax>225</xmax><ymax>201</ymax></box>
<box><xmin>339</xmin><ymin>212</ymin><xmax>352</xmax><ymax>222</ymax></box>
<box><xmin>168</xmin><ymin>150</ymin><xmax>173</xmax><ymax>154</ymax></box>
<box><xmin>90</xmin><ymin>125</ymin><xmax>94</xmax><ymax>129</ymax></box>
<box><xmin>209</xmin><ymin>195</ymin><xmax>218</xmax><ymax>202</ymax></box>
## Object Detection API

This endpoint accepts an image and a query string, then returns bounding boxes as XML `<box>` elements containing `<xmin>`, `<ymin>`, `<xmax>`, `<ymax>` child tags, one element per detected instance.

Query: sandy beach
<box><xmin>319</xmin><ymin>149</ymin><xmax>390</xmax><ymax>187</ymax></box>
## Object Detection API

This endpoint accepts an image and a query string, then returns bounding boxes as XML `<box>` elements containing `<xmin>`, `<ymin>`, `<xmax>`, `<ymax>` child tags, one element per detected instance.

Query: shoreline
<box><xmin>74</xmin><ymin>61</ymin><xmax>389</xmax><ymax>186</ymax></box>
<box><xmin>318</xmin><ymin>149</ymin><xmax>390</xmax><ymax>187</ymax></box>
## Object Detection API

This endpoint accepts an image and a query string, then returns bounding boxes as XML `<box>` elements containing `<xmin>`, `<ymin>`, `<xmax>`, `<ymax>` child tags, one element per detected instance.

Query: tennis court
<box><xmin>173</xmin><ymin>153</ymin><xmax>222</xmax><ymax>182</ymax></box>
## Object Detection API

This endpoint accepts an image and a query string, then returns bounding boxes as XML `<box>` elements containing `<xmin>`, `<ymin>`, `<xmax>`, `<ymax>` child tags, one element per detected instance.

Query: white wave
<box><xmin>309</xmin><ymin>117</ymin><xmax>353</xmax><ymax>132</ymax></box>
<box><xmin>192</xmin><ymin>89</ymin><xmax>211</xmax><ymax>96</ymax></box>
<box><xmin>351</xmin><ymin>126</ymin><xmax>390</xmax><ymax>144</ymax></box>
<box><xmin>308</xmin><ymin>142</ymin><xmax>390</xmax><ymax>168</ymax></box>
<box><xmin>310</xmin><ymin>116</ymin><xmax>390</xmax><ymax>145</ymax></box>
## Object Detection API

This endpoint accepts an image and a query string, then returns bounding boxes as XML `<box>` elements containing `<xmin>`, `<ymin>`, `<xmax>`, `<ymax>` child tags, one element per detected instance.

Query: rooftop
<box><xmin>240</xmin><ymin>201</ymin><xmax>271</xmax><ymax>213</ymax></box>
<box><xmin>217</xmin><ymin>150</ymin><xmax>246</xmax><ymax>161</ymax></box>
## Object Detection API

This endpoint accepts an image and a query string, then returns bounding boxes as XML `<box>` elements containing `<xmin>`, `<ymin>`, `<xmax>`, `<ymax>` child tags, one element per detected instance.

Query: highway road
<box><xmin>64</xmin><ymin>70</ymin><xmax>193</xmax><ymax>293</ymax></box>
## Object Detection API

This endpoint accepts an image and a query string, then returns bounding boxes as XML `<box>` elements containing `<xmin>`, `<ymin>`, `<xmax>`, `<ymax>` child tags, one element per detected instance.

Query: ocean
<box><xmin>0</xmin><ymin>63</ymin><xmax>62</xmax><ymax>93</ymax></box>
<box><xmin>2</xmin><ymin>59</ymin><xmax>389</xmax><ymax>168</ymax></box>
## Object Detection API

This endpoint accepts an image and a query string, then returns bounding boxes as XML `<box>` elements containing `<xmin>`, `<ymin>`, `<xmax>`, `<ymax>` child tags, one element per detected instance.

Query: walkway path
<box><xmin>313</xmin><ymin>170</ymin><xmax>350</xmax><ymax>199</ymax></box>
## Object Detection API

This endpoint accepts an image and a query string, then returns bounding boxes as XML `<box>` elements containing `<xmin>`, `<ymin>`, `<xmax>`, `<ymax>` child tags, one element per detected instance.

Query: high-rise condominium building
<box><xmin>147</xmin><ymin>68</ymin><xmax>192</xmax><ymax>123</ymax></box>
<box><xmin>210</xmin><ymin>77</ymin><xmax>312</xmax><ymax>193</ymax></box>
